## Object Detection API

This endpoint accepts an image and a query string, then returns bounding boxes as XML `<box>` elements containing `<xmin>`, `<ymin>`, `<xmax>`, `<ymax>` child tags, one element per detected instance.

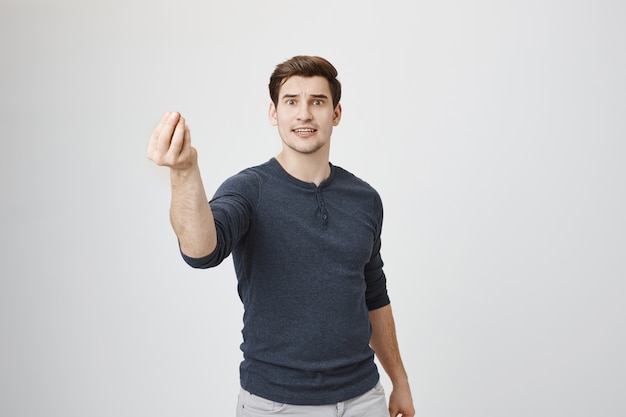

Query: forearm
<box><xmin>369</xmin><ymin>304</ymin><xmax>410</xmax><ymax>387</ymax></box>
<box><xmin>169</xmin><ymin>163</ymin><xmax>217</xmax><ymax>258</ymax></box>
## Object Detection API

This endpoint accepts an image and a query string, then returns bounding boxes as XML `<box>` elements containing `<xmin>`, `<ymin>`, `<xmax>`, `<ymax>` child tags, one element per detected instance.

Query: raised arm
<box><xmin>369</xmin><ymin>304</ymin><xmax>415</xmax><ymax>417</ymax></box>
<box><xmin>147</xmin><ymin>111</ymin><xmax>217</xmax><ymax>258</ymax></box>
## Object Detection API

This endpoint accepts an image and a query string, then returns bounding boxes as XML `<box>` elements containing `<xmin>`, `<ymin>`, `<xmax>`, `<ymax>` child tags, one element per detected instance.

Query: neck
<box><xmin>275</xmin><ymin>149</ymin><xmax>331</xmax><ymax>186</ymax></box>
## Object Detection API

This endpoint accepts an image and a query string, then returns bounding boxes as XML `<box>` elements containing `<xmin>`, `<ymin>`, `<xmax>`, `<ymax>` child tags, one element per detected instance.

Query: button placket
<box><xmin>316</xmin><ymin>187</ymin><xmax>329</xmax><ymax>227</ymax></box>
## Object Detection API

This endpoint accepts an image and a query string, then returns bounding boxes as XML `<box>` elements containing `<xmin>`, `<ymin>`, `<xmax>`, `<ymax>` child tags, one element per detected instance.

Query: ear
<box><xmin>268</xmin><ymin>102</ymin><xmax>278</xmax><ymax>126</ymax></box>
<box><xmin>332</xmin><ymin>103</ymin><xmax>342</xmax><ymax>126</ymax></box>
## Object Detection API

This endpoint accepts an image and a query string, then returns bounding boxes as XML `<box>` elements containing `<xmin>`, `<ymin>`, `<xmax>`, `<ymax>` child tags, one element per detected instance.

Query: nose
<box><xmin>297</xmin><ymin>103</ymin><xmax>312</xmax><ymax>121</ymax></box>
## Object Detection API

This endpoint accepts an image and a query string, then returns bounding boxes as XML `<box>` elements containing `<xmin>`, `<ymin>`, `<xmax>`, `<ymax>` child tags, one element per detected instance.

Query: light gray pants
<box><xmin>236</xmin><ymin>382</ymin><xmax>388</xmax><ymax>417</ymax></box>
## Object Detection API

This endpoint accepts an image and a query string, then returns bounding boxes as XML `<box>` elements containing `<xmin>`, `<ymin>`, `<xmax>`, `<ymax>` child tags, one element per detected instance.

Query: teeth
<box><xmin>295</xmin><ymin>129</ymin><xmax>315</xmax><ymax>133</ymax></box>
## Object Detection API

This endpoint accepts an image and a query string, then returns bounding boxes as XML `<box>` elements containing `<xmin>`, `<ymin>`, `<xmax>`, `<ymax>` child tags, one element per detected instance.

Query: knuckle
<box><xmin>152</xmin><ymin>155</ymin><xmax>167</xmax><ymax>166</ymax></box>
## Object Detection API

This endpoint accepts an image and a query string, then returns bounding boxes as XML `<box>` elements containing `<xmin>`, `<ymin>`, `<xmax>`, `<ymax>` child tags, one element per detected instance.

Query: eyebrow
<box><xmin>281</xmin><ymin>93</ymin><xmax>329</xmax><ymax>100</ymax></box>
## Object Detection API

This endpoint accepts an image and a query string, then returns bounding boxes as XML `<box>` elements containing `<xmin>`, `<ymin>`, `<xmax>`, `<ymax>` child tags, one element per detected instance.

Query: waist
<box><xmin>239</xmin><ymin>354</ymin><xmax>380</xmax><ymax>405</ymax></box>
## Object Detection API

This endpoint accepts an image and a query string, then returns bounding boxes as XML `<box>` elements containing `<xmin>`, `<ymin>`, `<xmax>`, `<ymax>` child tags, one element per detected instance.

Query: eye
<box><xmin>286</xmin><ymin>99</ymin><xmax>295</xmax><ymax>105</ymax></box>
<box><xmin>313</xmin><ymin>99</ymin><xmax>323</xmax><ymax>105</ymax></box>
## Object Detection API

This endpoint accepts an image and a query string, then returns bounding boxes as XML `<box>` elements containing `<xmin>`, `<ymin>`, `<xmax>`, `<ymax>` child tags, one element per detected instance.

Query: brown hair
<box><xmin>269</xmin><ymin>55</ymin><xmax>342</xmax><ymax>108</ymax></box>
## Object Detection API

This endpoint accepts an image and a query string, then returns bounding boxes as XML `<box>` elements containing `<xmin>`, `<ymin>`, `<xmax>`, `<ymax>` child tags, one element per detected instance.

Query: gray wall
<box><xmin>1</xmin><ymin>0</ymin><xmax>624</xmax><ymax>416</ymax></box>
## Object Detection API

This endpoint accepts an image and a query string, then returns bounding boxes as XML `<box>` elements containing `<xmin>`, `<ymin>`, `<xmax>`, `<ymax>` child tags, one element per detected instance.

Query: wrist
<box><xmin>390</xmin><ymin>374</ymin><xmax>411</xmax><ymax>389</ymax></box>
<box><xmin>170</xmin><ymin>161</ymin><xmax>200</xmax><ymax>183</ymax></box>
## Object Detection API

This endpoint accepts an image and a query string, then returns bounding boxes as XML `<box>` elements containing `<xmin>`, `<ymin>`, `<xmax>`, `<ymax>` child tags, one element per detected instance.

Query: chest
<box><xmin>251</xmin><ymin>185</ymin><xmax>379</xmax><ymax>270</ymax></box>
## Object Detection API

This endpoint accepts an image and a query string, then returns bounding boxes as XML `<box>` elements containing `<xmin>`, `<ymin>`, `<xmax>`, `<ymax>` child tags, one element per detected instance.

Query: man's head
<box><xmin>269</xmin><ymin>56</ymin><xmax>342</xmax><ymax>109</ymax></box>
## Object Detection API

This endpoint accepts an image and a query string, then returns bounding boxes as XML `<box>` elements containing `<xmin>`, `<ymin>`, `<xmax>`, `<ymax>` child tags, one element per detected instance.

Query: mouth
<box><xmin>293</xmin><ymin>128</ymin><xmax>317</xmax><ymax>134</ymax></box>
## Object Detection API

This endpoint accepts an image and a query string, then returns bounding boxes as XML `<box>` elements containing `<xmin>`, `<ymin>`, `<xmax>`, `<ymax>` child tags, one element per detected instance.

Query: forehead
<box><xmin>279</xmin><ymin>75</ymin><xmax>331</xmax><ymax>97</ymax></box>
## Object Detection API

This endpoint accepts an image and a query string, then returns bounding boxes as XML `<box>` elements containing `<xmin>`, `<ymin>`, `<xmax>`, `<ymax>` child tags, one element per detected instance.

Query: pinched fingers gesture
<box><xmin>147</xmin><ymin>111</ymin><xmax>196</xmax><ymax>171</ymax></box>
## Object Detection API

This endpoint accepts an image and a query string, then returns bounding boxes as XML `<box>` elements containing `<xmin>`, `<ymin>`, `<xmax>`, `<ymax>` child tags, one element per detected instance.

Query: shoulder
<box><xmin>224</xmin><ymin>159</ymin><xmax>276</xmax><ymax>184</ymax></box>
<box><xmin>213</xmin><ymin>160</ymin><xmax>274</xmax><ymax>200</ymax></box>
<box><xmin>333</xmin><ymin>165</ymin><xmax>381</xmax><ymax>196</ymax></box>
<box><xmin>331</xmin><ymin>164</ymin><xmax>383</xmax><ymax>212</ymax></box>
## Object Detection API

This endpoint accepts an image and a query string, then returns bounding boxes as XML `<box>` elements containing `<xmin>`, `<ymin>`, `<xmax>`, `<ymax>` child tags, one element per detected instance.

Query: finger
<box><xmin>148</xmin><ymin>111</ymin><xmax>171</xmax><ymax>146</ymax></box>
<box><xmin>167</xmin><ymin>116</ymin><xmax>187</xmax><ymax>158</ymax></box>
<box><xmin>147</xmin><ymin>111</ymin><xmax>171</xmax><ymax>157</ymax></box>
<box><xmin>175</xmin><ymin>123</ymin><xmax>192</xmax><ymax>158</ymax></box>
<box><xmin>155</xmin><ymin>111</ymin><xmax>181</xmax><ymax>154</ymax></box>
<box><xmin>183</xmin><ymin>124</ymin><xmax>191</xmax><ymax>153</ymax></box>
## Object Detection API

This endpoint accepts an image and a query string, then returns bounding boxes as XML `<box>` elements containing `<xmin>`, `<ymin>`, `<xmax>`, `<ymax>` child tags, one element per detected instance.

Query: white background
<box><xmin>1</xmin><ymin>0</ymin><xmax>625</xmax><ymax>416</ymax></box>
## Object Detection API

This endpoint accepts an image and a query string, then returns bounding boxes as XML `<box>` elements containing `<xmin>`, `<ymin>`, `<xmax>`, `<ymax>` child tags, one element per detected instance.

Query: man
<box><xmin>147</xmin><ymin>55</ymin><xmax>415</xmax><ymax>417</ymax></box>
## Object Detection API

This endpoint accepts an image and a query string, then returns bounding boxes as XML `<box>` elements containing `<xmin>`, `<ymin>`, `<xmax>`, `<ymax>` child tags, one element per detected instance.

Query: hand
<box><xmin>147</xmin><ymin>111</ymin><xmax>197</xmax><ymax>171</ymax></box>
<box><xmin>388</xmin><ymin>383</ymin><xmax>415</xmax><ymax>417</ymax></box>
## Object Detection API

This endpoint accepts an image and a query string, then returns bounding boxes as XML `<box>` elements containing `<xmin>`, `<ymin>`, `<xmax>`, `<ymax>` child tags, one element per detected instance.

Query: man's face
<box><xmin>269</xmin><ymin>75</ymin><xmax>342</xmax><ymax>156</ymax></box>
